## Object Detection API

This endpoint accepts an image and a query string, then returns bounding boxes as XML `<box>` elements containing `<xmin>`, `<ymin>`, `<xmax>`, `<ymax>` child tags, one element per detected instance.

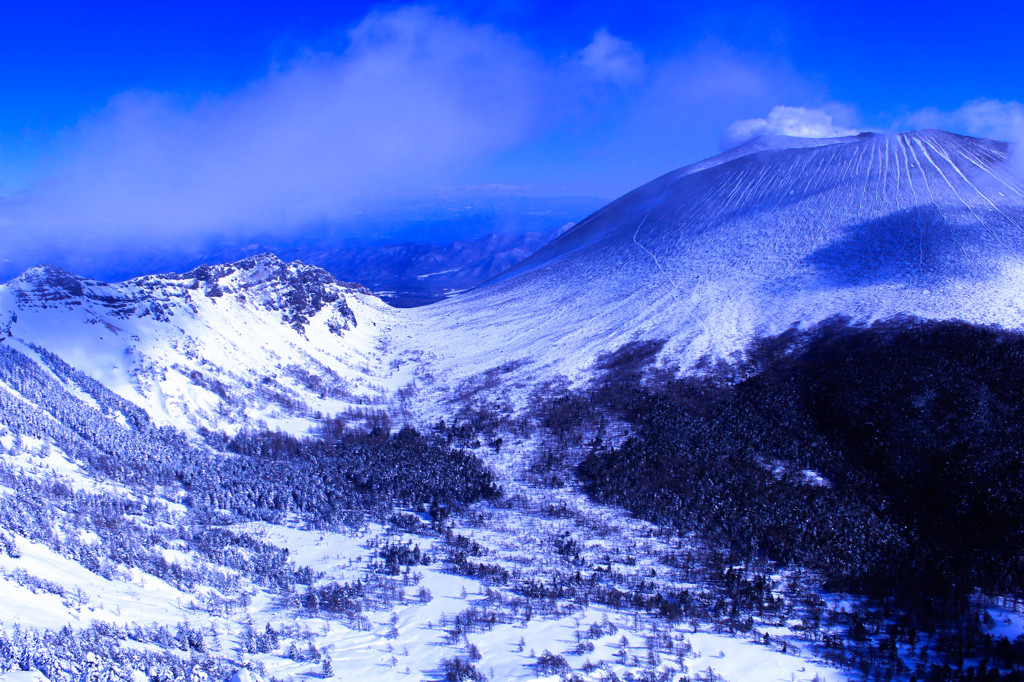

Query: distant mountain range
<box><xmin>264</xmin><ymin>225</ymin><xmax>575</xmax><ymax>307</ymax></box>
<box><xmin>0</xmin><ymin>193</ymin><xmax>604</xmax><ymax>303</ymax></box>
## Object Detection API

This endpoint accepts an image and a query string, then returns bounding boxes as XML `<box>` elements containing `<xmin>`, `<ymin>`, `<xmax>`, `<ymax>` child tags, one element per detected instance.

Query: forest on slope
<box><xmin>577</xmin><ymin>318</ymin><xmax>1024</xmax><ymax>604</ymax></box>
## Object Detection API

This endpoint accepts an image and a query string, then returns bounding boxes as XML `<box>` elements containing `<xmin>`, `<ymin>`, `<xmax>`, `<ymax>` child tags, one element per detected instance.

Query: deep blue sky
<box><xmin>3</xmin><ymin>1</ymin><xmax>1020</xmax><ymax>138</ymax></box>
<box><xmin>1</xmin><ymin>0</ymin><xmax>1022</xmax><ymax>269</ymax></box>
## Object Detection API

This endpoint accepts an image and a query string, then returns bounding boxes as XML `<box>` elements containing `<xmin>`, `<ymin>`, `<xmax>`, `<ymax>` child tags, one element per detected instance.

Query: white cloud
<box><xmin>0</xmin><ymin>7</ymin><xmax>841</xmax><ymax>270</ymax></box>
<box><xmin>904</xmin><ymin>99</ymin><xmax>1024</xmax><ymax>142</ymax></box>
<box><xmin>721</xmin><ymin>105</ymin><xmax>860</xmax><ymax>150</ymax></box>
<box><xmin>4</xmin><ymin>7</ymin><xmax>547</xmax><ymax>242</ymax></box>
<box><xmin>577</xmin><ymin>29</ymin><xmax>644</xmax><ymax>86</ymax></box>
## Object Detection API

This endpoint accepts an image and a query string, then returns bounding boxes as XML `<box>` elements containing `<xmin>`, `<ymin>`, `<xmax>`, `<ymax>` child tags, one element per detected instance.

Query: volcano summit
<box><xmin>408</xmin><ymin>130</ymin><xmax>1024</xmax><ymax>383</ymax></box>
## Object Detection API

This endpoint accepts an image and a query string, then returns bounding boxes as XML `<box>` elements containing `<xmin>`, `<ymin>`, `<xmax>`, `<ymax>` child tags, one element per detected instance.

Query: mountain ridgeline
<box><xmin>413</xmin><ymin>130</ymin><xmax>1024</xmax><ymax>379</ymax></box>
<box><xmin>4</xmin><ymin>130</ymin><xmax>1023</xmax><ymax>434</ymax></box>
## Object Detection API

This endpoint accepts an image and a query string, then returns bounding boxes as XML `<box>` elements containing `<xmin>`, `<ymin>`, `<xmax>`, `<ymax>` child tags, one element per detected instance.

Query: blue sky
<box><xmin>1</xmin><ymin>0</ymin><xmax>1022</xmax><ymax>263</ymax></box>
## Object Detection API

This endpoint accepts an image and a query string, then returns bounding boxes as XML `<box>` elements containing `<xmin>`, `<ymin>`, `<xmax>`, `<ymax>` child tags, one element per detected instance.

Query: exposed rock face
<box><xmin>10</xmin><ymin>253</ymin><xmax>364</xmax><ymax>336</ymax></box>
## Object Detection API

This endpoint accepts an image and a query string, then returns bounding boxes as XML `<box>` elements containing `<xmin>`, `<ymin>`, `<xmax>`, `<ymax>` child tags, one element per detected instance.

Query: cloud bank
<box><xmin>6</xmin><ymin>7</ymin><xmax>547</xmax><ymax>244</ymax></box>
<box><xmin>721</xmin><ymin>105</ymin><xmax>860</xmax><ymax>150</ymax></box>
<box><xmin>0</xmin><ymin>5</ymin><xmax>835</xmax><ymax>277</ymax></box>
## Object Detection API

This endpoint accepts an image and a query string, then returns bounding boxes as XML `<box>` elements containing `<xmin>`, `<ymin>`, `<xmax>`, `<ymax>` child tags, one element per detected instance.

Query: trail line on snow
<box><xmin>632</xmin><ymin>200</ymin><xmax>681</xmax><ymax>302</ymax></box>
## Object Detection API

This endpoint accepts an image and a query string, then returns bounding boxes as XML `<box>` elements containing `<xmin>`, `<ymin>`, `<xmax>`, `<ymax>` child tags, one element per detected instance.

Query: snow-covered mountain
<box><xmin>4</xmin><ymin>129</ymin><xmax>1024</xmax><ymax>682</ymax></box>
<box><xmin>0</xmin><ymin>254</ymin><xmax>401</xmax><ymax>435</ymax></box>
<box><xmin>410</xmin><ymin>129</ymin><xmax>1024</xmax><ymax>384</ymax></box>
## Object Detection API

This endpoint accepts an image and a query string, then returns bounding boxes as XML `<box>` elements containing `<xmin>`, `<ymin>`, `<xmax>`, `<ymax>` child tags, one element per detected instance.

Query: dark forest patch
<box><xmin>578</xmin><ymin>317</ymin><xmax>1024</xmax><ymax>603</ymax></box>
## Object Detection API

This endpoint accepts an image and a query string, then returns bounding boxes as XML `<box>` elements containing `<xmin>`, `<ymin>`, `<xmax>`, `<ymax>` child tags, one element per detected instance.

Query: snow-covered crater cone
<box><xmin>409</xmin><ymin>130</ymin><xmax>1024</xmax><ymax>380</ymax></box>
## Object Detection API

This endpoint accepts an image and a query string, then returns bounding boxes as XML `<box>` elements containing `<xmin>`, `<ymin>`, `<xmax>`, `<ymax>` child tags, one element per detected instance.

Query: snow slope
<box><xmin>0</xmin><ymin>254</ymin><xmax>401</xmax><ymax>435</ymax></box>
<box><xmin>0</xmin><ymin>355</ymin><xmax>854</xmax><ymax>682</ymax></box>
<box><xmin>408</xmin><ymin>130</ymin><xmax>1024</xmax><ymax>386</ymax></box>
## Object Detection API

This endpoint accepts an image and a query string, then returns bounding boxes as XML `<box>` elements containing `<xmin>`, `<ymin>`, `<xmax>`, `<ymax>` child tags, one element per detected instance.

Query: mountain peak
<box><xmin>184</xmin><ymin>252</ymin><xmax>319</xmax><ymax>283</ymax></box>
<box><xmin>418</xmin><ymin>129</ymin><xmax>1024</xmax><ymax>380</ymax></box>
<box><xmin>8</xmin><ymin>263</ymin><xmax>92</xmax><ymax>303</ymax></box>
<box><xmin>12</xmin><ymin>263</ymin><xmax>84</xmax><ymax>283</ymax></box>
<box><xmin>239</xmin><ymin>251</ymin><xmax>284</xmax><ymax>267</ymax></box>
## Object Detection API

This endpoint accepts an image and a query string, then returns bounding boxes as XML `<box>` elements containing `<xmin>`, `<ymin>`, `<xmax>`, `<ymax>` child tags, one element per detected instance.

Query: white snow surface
<box><xmin>408</xmin><ymin>130</ymin><xmax>1024</xmax><ymax>389</ymax></box>
<box><xmin>0</xmin><ymin>427</ymin><xmax>854</xmax><ymax>682</ymax></box>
